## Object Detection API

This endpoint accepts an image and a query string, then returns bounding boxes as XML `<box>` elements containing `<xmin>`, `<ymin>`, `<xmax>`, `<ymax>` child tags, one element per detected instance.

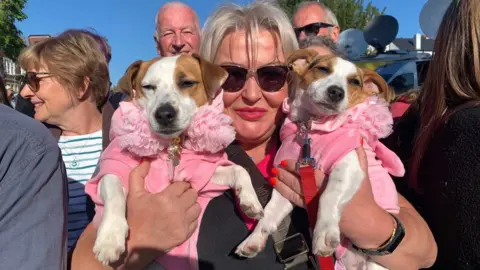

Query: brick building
<box><xmin>0</xmin><ymin>35</ymin><xmax>51</xmax><ymax>92</ymax></box>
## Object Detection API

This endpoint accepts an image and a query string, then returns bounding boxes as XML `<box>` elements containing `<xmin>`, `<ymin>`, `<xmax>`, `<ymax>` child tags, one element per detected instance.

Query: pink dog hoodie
<box><xmin>273</xmin><ymin>96</ymin><xmax>405</xmax><ymax>270</ymax></box>
<box><xmin>85</xmin><ymin>92</ymin><xmax>235</xmax><ymax>270</ymax></box>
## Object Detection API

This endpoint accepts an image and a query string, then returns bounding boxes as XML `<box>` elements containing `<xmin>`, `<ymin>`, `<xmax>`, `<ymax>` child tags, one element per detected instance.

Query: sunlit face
<box><xmin>155</xmin><ymin>6</ymin><xmax>200</xmax><ymax>56</ymax></box>
<box><xmin>214</xmin><ymin>30</ymin><xmax>289</xmax><ymax>145</ymax></box>
<box><xmin>293</xmin><ymin>5</ymin><xmax>339</xmax><ymax>42</ymax></box>
<box><xmin>20</xmin><ymin>66</ymin><xmax>75</xmax><ymax>126</ymax></box>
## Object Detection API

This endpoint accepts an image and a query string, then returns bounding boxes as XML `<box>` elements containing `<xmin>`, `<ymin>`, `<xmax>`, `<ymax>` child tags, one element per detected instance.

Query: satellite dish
<box><xmin>363</xmin><ymin>15</ymin><xmax>399</xmax><ymax>53</ymax></box>
<box><xmin>338</xmin><ymin>29</ymin><xmax>368</xmax><ymax>59</ymax></box>
<box><xmin>419</xmin><ymin>0</ymin><xmax>452</xmax><ymax>39</ymax></box>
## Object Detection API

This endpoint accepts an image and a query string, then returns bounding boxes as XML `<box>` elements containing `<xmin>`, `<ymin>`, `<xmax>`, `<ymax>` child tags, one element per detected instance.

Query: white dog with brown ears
<box><xmin>85</xmin><ymin>54</ymin><xmax>264</xmax><ymax>269</ymax></box>
<box><xmin>236</xmin><ymin>49</ymin><xmax>405</xmax><ymax>270</ymax></box>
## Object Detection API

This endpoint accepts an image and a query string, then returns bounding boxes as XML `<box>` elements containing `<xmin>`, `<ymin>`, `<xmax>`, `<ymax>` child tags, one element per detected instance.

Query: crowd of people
<box><xmin>0</xmin><ymin>0</ymin><xmax>479</xmax><ymax>269</ymax></box>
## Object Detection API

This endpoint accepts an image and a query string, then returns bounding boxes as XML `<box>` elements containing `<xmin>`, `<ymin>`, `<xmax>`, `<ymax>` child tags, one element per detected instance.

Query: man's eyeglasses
<box><xmin>22</xmin><ymin>72</ymin><xmax>53</xmax><ymax>92</ymax></box>
<box><xmin>294</xmin><ymin>22</ymin><xmax>334</xmax><ymax>39</ymax></box>
<box><xmin>221</xmin><ymin>65</ymin><xmax>289</xmax><ymax>92</ymax></box>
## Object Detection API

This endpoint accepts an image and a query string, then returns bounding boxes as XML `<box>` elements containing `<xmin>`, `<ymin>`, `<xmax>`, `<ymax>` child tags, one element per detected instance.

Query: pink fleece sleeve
<box><xmin>374</xmin><ymin>142</ymin><xmax>405</xmax><ymax>177</ymax></box>
<box><xmin>319</xmin><ymin>129</ymin><xmax>362</xmax><ymax>174</ymax></box>
<box><xmin>274</xmin><ymin>118</ymin><xmax>302</xmax><ymax>167</ymax></box>
<box><xmin>274</xmin><ymin>133</ymin><xmax>302</xmax><ymax>167</ymax></box>
<box><xmin>84</xmin><ymin>139</ymin><xmax>139</xmax><ymax>227</ymax></box>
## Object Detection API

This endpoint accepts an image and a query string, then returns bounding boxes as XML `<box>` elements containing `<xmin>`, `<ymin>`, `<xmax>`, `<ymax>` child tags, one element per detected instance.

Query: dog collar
<box><xmin>167</xmin><ymin>137</ymin><xmax>182</xmax><ymax>180</ymax></box>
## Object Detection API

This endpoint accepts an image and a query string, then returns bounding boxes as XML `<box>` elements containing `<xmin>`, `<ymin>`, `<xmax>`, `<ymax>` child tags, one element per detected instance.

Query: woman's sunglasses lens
<box><xmin>25</xmin><ymin>72</ymin><xmax>38</xmax><ymax>92</ymax></box>
<box><xmin>257</xmin><ymin>67</ymin><xmax>288</xmax><ymax>92</ymax></box>
<box><xmin>222</xmin><ymin>66</ymin><xmax>248</xmax><ymax>92</ymax></box>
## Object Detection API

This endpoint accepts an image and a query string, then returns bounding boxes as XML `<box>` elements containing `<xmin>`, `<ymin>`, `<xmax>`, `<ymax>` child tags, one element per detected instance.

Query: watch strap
<box><xmin>352</xmin><ymin>214</ymin><xmax>405</xmax><ymax>256</ymax></box>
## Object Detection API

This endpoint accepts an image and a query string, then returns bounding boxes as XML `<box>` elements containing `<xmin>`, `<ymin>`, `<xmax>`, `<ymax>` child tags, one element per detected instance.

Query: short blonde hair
<box><xmin>19</xmin><ymin>30</ymin><xmax>110</xmax><ymax>107</ymax></box>
<box><xmin>200</xmin><ymin>0</ymin><xmax>298</xmax><ymax>63</ymax></box>
<box><xmin>60</xmin><ymin>28</ymin><xmax>112</xmax><ymax>64</ymax></box>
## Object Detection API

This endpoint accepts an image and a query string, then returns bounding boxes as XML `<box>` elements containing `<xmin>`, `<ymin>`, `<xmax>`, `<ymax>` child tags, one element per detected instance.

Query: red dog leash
<box><xmin>296</xmin><ymin>123</ymin><xmax>335</xmax><ymax>270</ymax></box>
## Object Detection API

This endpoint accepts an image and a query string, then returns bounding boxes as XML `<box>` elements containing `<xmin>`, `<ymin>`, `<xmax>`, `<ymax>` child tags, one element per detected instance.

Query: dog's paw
<box><xmin>312</xmin><ymin>222</ymin><xmax>341</xmax><ymax>256</ymax></box>
<box><xmin>93</xmin><ymin>216</ymin><xmax>129</xmax><ymax>266</ymax></box>
<box><xmin>235</xmin><ymin>232</ymin><xmax>268</xmax><ymax>258</ymax></box>
<box><xmin>236</xmin><ymin>186</ymin><xmax>264</xmax><ymax>219</ymax></box>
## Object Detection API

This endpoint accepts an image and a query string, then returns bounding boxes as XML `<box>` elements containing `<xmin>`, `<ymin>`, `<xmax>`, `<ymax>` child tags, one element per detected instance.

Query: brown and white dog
<box><xmin>236</xmin><ymin>49</ymin><xmax>402</xmax><ymax>270</ymax></box>
<box><xmin>87</xmin><ymin>55</ymin><xmax>264</xmax><ymax>266</ymax></box>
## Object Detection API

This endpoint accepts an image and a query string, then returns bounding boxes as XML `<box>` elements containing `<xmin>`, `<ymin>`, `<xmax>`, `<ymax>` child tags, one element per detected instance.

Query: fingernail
<box><xmin>271</xmin><ymin>168</ymin><xmax>279</xmax><ymax>176</ymax></box>
<box><xmin>139</xmin><ymin>158</ymin><xmax>145</xmax><ymax>163</ymax></box>
<box><xmin>360</xmin><ymin>137</ymin><xmax>364</xmax><ymax>146</ymax></box>
<box><xmin>268</xmin><ymin>177</ymin><xmax>277</xmax><ymax>186</ymax></box>
<box><xmin>280</xmin><ymin>160</ymin><xmax>288</xmax><ymax>167</ymax></box>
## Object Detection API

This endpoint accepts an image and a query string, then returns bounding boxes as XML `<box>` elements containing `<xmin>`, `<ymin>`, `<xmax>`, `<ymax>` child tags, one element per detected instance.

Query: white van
<box><xmin>375</xmin><ymin>59</ymin><xmax>430</xmax><ymax>94</ymax></box>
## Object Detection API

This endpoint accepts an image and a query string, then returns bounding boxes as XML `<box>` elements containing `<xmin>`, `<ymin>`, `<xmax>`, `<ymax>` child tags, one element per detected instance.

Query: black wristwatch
<box><xmin>352</xmin><ymin>214</ymin><xmax>405</xmax><ymax>256</ymax></box>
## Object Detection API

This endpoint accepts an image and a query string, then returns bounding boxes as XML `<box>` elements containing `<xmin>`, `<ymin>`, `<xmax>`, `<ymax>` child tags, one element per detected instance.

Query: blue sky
<box><xmin>17</xmin><ymin>0</ymin><xmax>426</xmax><ymax>84</ymax></box>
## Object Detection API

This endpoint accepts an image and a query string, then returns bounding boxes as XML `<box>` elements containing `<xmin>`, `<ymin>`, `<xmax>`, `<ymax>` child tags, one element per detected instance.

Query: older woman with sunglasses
<box><xmin>19</xmin><ymin>30</ymin><xmax>110</xmax><ymax>252</ymax></box>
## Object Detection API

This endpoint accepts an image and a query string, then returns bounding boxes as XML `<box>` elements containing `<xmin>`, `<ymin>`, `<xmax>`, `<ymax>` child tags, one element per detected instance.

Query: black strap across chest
<box><xmin>225</xmin><ymin>142</ymin><xmax>319</xmax><ymax>270</ymax></box>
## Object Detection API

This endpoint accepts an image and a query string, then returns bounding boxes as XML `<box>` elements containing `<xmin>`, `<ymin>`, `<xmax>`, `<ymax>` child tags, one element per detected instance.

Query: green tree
<box><xmin>0</xmin><ymin>0</ymin><xmax>27</xmax><ymax>75</ymax></box>
<box><xmin>278</xmin><ymin>0</ymin><xmax>386</xmax><ymax>30</ymax></box>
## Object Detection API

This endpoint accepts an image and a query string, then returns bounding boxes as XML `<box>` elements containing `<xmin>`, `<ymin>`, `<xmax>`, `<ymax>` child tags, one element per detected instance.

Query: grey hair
<box><xmin>295</xmin><ymin>1</ymin><xmax>339</xmax><ymax>26</ymax></box>
<box><xmin>299</xmin><ymin>35</ymin><xmax>342</xmax><ymax>55</ymax></box>
<box><xmin>200</xmin><ymin>0</ymin><xmax>298</xmax><ymax>64</ymax></box>
<box><xmin>154</xmin><ymin>1</ymin><xmax>200</xmax><ymax>39</ymax></box>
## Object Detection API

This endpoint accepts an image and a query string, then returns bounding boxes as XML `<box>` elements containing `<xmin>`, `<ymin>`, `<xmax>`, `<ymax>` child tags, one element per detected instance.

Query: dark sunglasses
<box><xmin>294</xmin><ymin>22</ymin><xmax>334</xmax><ymax>38</ymax></box>
<box><xmin>221</xmin><ymin>65</ymin><xmax>289</xmax><ymax>92</ymax></box>
<box><xmin>22</xmin><ymin>72</ymin><xmax>53</xmax><ymax>92</ymax></box>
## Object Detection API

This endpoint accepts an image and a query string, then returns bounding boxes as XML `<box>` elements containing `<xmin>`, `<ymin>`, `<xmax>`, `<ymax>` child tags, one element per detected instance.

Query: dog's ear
<box><xmin>287</xmin><ymin>49</ymin><xmax>319</xmax><ymax>76</ymax></box>
<box><xmin>117</xmin><ymin>60</ymin><xmax>143</xmax><ymax>99</ymax></box>
<box><xmin>192</xmin><ymin>54</ymin><xmax>228</xmax><ymax>99</ymax></box>
<box><xmin>361</xmin><ymin>68</ymin><xmax>394</xmax><ymax>102</ymax></box>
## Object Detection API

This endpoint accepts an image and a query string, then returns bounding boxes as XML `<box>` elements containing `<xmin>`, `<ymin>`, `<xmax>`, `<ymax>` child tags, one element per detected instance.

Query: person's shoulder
<box><xmin>446</xmin><ymin>106</ymin><xmax>480</xmax><ymax>139</ymax></box>
<box><xmin>0</xmin><ymin>105</ymin><xmax>57</xmax><ymax>154</ymax></box>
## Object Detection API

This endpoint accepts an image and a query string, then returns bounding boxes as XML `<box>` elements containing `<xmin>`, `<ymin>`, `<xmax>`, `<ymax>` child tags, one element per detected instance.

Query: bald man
<box><xmin>154</xmin><ymin>2</ymin><xmax>201</xmax><ymax>56</ymax></box>
<box><xmin>293</xmin><ymin>1</ymin><xmax>340</xmax><ymax>42</ymax></box>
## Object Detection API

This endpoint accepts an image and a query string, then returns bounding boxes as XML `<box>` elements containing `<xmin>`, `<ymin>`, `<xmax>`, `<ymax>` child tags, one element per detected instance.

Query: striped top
<box><xmin>58</xmin><ymin>130</ymin><xmax>102</xmax><ymax>250</ymax></box>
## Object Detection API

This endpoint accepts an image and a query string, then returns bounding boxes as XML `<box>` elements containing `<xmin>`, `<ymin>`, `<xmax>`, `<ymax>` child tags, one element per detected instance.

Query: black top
<box><xmin>197</xmin><ymin>190</ymin><xmax>312</xmax><ymax>270</ymax></box>
<box><xmin>385</xmin><ymin>106</ymin><xmax>480</xmax><ymax>270</ymax></box>
<box><xmin>197</xmin><ymin>190</ymin><xmax>284</xmax><ymax>270</ymax></box>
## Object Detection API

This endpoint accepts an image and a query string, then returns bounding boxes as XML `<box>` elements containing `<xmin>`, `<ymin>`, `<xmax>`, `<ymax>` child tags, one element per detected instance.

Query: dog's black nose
<box><xmin>155</xmin><ymin>104</ymin><xmax>177</xmax><ymax>126</ymax></box>
<box><xmin>327</xmin><ymin>85</ymin><xmax>345</xmax><ymax>103</ymax></box>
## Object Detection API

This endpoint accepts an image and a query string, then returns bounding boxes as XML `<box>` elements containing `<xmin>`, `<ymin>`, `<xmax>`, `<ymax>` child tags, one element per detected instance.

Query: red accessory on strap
<box><xmin>297</xmin><ymin>123</ymin><xmax>335</xmax><ymax>270</ymax></box>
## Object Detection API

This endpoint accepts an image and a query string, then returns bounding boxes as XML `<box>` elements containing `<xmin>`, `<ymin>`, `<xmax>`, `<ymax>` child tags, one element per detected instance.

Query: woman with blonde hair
<box><xmin>71</xmin><ymin>1</ymin><xmax>435</xmax><ymax>269</ymax></box>
<box><xmin>387</xmin><ymin>1</ymin><xmax>480</xmax><ymax>268</ymax></box>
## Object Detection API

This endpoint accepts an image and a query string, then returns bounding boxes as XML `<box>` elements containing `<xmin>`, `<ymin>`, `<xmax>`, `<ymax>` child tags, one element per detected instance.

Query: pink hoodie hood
<box><xmin>110</xmin><ymin>90</ymin><xmax>236</xmax><ymax>157</ymax></box>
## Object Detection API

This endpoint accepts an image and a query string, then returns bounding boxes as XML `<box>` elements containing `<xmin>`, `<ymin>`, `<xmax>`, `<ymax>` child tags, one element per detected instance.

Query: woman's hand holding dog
<box><xmin>71</xmin><ymin>160</ymin><xmax>202</xmax><ymax>270</ymax></box>
<box><xmin>123</xmin><ymin>160</ymin><xmax>202</xmax><ymax>268</ymax></box>
<box><xmin>272</xmin><ymin>147</ymin><xmax>437</xmax><ymax>269</ymax></box>
<box><xmin>272</xmin><ymin>147</ymin><xmax>394</xmax><ymax>251</ymax></box>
